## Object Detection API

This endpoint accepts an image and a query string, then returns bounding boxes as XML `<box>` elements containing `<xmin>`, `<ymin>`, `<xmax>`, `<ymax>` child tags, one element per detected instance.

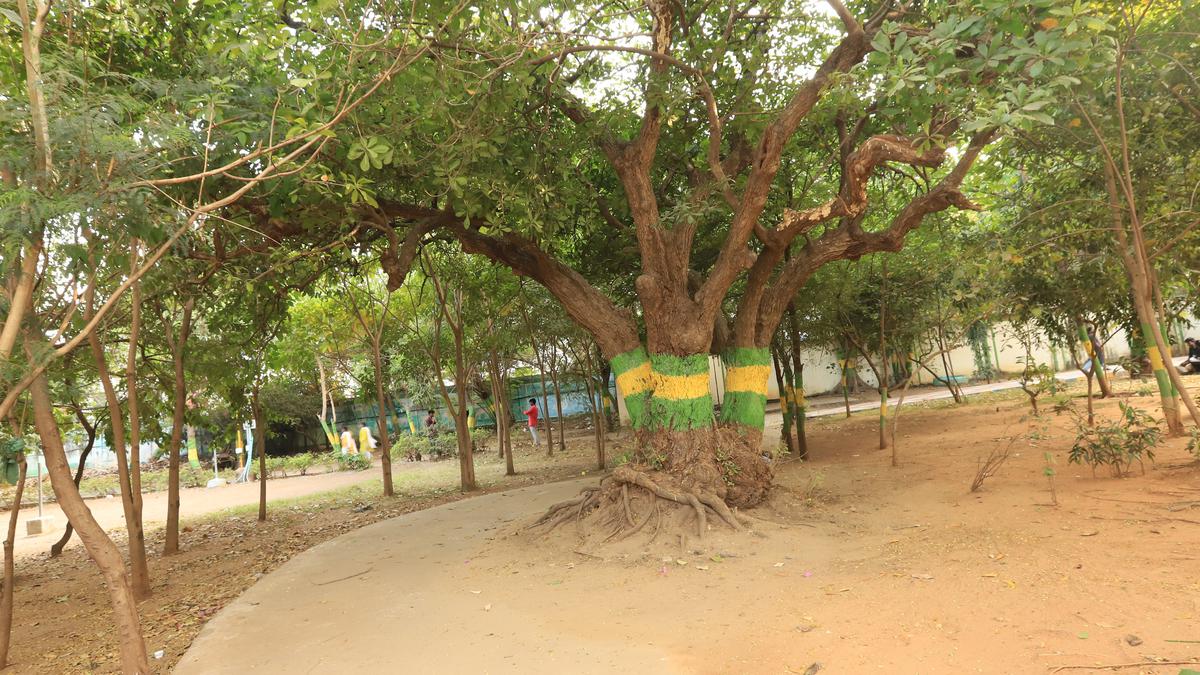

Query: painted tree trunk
<box><xmin>29</xmin><ymin>371</ymin><xmax>151</xmax><ymax>673</ymax></box>
<box><xmin>611</xmin><ymin>347</ymin><xmax>770</xmax><ymax>507</ymax></box>
<box><xmin>1077</xmin><ymin>324</ymin><xmax>1113</xmax><ymax>398</ymax></box>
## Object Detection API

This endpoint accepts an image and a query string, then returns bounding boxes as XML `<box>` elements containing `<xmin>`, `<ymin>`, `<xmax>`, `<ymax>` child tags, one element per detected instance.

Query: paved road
<box><xmin>802</xmin><ymin>368</ymin><xmax>1092</xmax><ymax>418</ymax></box>
<box><xmin>8</xmin><ymin>469</ymin><xmax>378</xmax><ymax>558</ymax></box>
<box><xmin>174</xmin><ymin>478</ymin><xmax>677</xmax><ymax>675</ymax></box>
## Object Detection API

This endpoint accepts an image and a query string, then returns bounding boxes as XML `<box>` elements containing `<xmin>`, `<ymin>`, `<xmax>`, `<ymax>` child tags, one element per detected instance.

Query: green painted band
<box><xmin>624</xmin><ymin>394</ymin><xmax>647</xmax><ymax>430</ymax></box>
<box><xmin>723</xmin><ymin>347</ymin><xmax>771</xmax><ymax>367</ymax></box>
<box><xmin>645</xmin><ymin>394</ymin><xmax>713</xmax><ymax>431</ymax></box>
<box><xmin>719</xmin><ymin>390</ymin><xmax>767</xmax><ymax>429</ymax></box>
<box><xmin>648</xmin><ymin>353</ymin><xmax>709</xmax><ymax>376</ymax></box>
<box><xmin>610</xmin><ymin>346</ymin><xmax>649</xmax><ymax>375</ymax></box>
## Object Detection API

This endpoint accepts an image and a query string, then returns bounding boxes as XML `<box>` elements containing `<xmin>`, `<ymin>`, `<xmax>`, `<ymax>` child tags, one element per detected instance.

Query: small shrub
<box><xmin>324</xmin><ymin>450</ymin><xmax>370</xmax><ymax>471</ymax></box>
<box><xmin>1019</xmin><ymin>363</ymin><xmax>1061</xmax><ymax>415</ymax></box>
<box><xmin>1187</xmin><ymin>428</ymin><xmax>1200</xmax><ymax>463</ymax></box>
<box><xmin>286</xmin><ymin>452</ymin><xmax>316</xmax><ymax>476</ymax></box>
<box><xmin>1069</xmin><ymin>402</ymin><xmax>1161</xmax><ymax>477</ymax></box>
<box><xmin>469</xmin><ymin>429</ymin><xmax>491</xmax><ymax>452</ymax></box>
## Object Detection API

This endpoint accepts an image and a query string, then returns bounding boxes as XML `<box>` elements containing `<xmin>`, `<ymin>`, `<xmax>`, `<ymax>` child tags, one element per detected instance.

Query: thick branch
<box><xmin>752</xmin><ymin>129</ymin><xmax>996</xmax><ymax>345</ymax></box>
<box><xmin>376</xmin><ymin>202</ymin><xmax>641</xmax><ymax>358</ymax></box>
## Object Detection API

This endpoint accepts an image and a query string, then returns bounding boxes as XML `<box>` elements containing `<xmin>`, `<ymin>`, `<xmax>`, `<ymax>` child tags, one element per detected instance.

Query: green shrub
<box><xmin>391</xmin><ymin>433</ymin><xmax>456</xmax><ymax>460</ymax></box>
<box><xmin>1069</xmin><ymin>402</ymin><xmax>1161</xmax><ymax>477</ymax></box>
<box><xmin>286</xmin><ymin>452</ymin><xmax>316</xmax><ymax>476</ymax></box>
<box><xmin>323</xmin><ymin>450</ymin><xmax>370</xmax><ymax>471</ymax></box>
<box><xmin>1187</xmin><ymin>429</ymin><xmax>1200</xmax><ymax>463</ymax></box>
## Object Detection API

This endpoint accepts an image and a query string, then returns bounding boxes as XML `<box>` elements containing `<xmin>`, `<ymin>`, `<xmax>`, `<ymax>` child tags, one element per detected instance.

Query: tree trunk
<box><xmin>86</xmin><ymin>333</ymin><xmax>151</xmax><ymax>600</ymax></box>
<box><xmin>29</xmin><ymin>370</ymin><xmax>150</xmax><ymax>673</ymax></box>
<box><xmin>785</xmin><ymin>304</ymin><xmax>809</xmax><ymax>460</ymax></box>
<box><xmin>453</xmin><ymin>329</ymin><xmax>477</xmax><ymax>491</ymax></box>
<box><xmin>0</xmin><ymin>453</ymin><xmax>26</xmax><ymax>669</ymax></box>
<box><xmin>1078</xmin><ymin>323</ymin><xmax>1113</xmax><ymax>399</ymax></box>
<box><xmin>548</xmin><ymin>345</ymin><xmax>566</xmax><ymax>453</ymax></box>
<box><xmin>51</xmin><ymin>403</ymin><xmax>96</xmax><ymax>557</ymax></box>
<box><xmin>519</xmin><ymin>301</ymin><xmax>554</xmax><ymax>456</ymax></box>
<box><xmin>879</xmin><ymin>266</ymin><xmax>891</xmax><ymax>452</ymax></box>
<box><xmin>1104</xmin><ymin>166</ymin><xmax>1184</xmax><ymax>434</ymax></box>
<box><xmin>840</xmin><ymin>342</ymin><xmax>853</xmax><ymax>418</ymax></box>
<box><xmin>163</xmin><ymin>299</ymin><xmax>193</xmax><ymax>555</ymax></box>
<box><xmin>123</xmin><ymin>246</ymin><xmax>150</xmax><ymax>599</ymax></box>
<box><xmin>253</xmin><ymin>387</ymin><xmax>267</xmax><ymax>522</ymax></box>
<box><xmin>370</xmin><ymin>346</ymin><xmax>394</xmax><ymax>497</ymax></box>
<box><xmin>771</xmin><ymin>348</ymin><xmax>798</xmax><ymax>456</ymax></box>
<box><xmin>610</xmin><ymin>347</ymin><xmax>771</xmax><ymax>507</ymax></box>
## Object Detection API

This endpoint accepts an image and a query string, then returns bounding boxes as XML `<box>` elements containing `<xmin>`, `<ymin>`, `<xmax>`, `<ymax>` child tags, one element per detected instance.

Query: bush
<box><xmin>391</xmin><ymin>433</ymin><xmax>456</xmax><ymax>461</ymax></box>
<box><xmin>286</xmin><ymin>452</ymin><xmax>316</xmax><ymax>476</ymax></box>
<box><xmin>324</xmin><ymin>450</ymin><xmax>371</xmax><ymax>471</ymax></box>
<box><xmin>469</xmin><ymin>428</ymin><xmax>491</xmax><ymax>452</ymax></box>
<box><xmin>1069</xmin><ymin>402</ymin><xmax>1161</xmax><ymax>477</ymax></box>
<box><xmin>1187</xmin><ymin>428</ymin><xmax>1200</xmax><ymax>463</ymax></box>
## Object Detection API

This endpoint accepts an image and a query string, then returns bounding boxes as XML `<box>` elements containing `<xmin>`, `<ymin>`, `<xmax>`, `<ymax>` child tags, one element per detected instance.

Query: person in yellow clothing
<box><xmin>358</xmin><ymin>422</ymin><xmax>376</xmax><ymax>461</ymax></box>
<box><xmin>339</xmin><ymin>426</ymin><xmax>358</xmax><ymax>455</ymax></box>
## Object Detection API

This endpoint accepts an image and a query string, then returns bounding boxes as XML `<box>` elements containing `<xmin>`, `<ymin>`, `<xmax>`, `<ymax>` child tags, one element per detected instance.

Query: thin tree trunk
<box><xmin>452</xmin><ymin>329</ymin><xmax>477</xmax><ymax>491</ymax></box>
<box><xmin>123</xmin><ymin>241</ymin><xmax>150</xmax><ymax>599</ymax></box>
<box><xmin>371</xmin><ymin>345</ymin><xmax>394</xmax><ymax>497</ymax></box>
<box><xmin>29</xmin><ymin>370</ymin><xmax>150</xmax><ymax>673</ymax></box>
<box><xmin>86</xmin><ymin>332</ymin><xmax>151</xmax><ymax>600</ymax></box>
<box><xmin>1103</xmin><ymin>165</ymin><xmax>1184</xmax><ymax>433</ymax></box>
<box><xmin>519</xmin><ymin>299</ymin><xmax>554</xmax><ymax>456</ymax></box>
<box><xmin>253</xmin><ymin>387</ymin><xmax>267</xmax><ymax>522</ymax></box>
<box><xmin>840</xmin><ymin>339</ymin><xmax>852</xmax><ymax>418</ymax></box>
<box><xmin>51</xmin><ymin>403</ymin><xmax>97</xmax><ymax>556</ymax></box>
<box><xmin>0</xmin><ymin>239</ymin><xmax>41</xmax><ymax>362</ymax></box>
<box><xmin>786</xmin><ymin>303</ymin><xmax>809</xmax><ymax>460</ymax></box>
<box><xmin>0</xmin><ymin>452</ymin><xmax>26</xmax><ymax>669</ymax></box>
<box><xmin>548</xmin><ymin>345</ymin><xmax>566</xmax><ymax>453</ymax></box>
<box><xmin>879</xmin><ymin>263</ymin><xmax>890</xmax><ymax>452</ymax></box>
<box><xmin>163</xmin><ymin>298</ymin><xmax>193</xmax><ymax>555</ymax></box>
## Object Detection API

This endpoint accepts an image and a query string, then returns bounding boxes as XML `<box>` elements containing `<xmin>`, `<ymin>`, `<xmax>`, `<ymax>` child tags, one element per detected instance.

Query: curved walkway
<box><xmin>174</xmin><ymin>478</ymin><xmax>677</xmax><ymax>674</ymax></box>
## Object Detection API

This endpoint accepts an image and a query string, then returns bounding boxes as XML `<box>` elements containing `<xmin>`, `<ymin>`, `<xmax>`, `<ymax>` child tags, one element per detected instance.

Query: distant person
<box><xmin>1178</xmin><ymin>337</ymin><xmax>1200</xmax><ymax>375</ymax></box>
<box><xmin>339</xmin><ymin>426</ymin><xmax>358</xmax><ymax>455</ymax></box>
<box><xmin>358</xmin><ymin>422</ymin><xmax>376</xmax><ymax>461</ymax></box>
<box><xmin>424</xmin><ymin>410</ymin><xmax>438</xmax><ymax>437</ymax></box>
<box><xmin>523</xmin><ymin>398</ymin><xmax>540</xmax><ymax>446</ymax></box>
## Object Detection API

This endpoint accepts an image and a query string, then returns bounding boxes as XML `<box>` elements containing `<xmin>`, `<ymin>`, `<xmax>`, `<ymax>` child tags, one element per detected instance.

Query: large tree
<box><xmin>280</xmin><ymin>0</ymin><xmax>1101</xmax><ymax>530</ymax></box>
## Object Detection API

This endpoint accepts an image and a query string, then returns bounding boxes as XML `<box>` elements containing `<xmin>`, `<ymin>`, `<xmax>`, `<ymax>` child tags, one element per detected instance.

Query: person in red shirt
<box><xmin>523</xmin><ymin>398</ymin><xmax>540</xmax><ymax>446</ymax></box>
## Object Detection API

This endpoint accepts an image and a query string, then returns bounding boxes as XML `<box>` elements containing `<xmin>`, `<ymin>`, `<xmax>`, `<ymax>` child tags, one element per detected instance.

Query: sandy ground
<box><xmin>177</xmin><ymin>386</ymin><xmax>1200</xmax><ymax>674</ymax></box>
<box><xmin>9</xmin><ymin>468</ymin><xmax>378</xmax><ymax>557</ymax></box>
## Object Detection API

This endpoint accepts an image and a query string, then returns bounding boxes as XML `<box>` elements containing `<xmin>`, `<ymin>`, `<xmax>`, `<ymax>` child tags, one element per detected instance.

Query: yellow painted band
<box><xmin>616</xmin><ymin>362</ymin><xmax>653</xmax><ymax>395</ymax></box>
<box><xmin>1080</xmin><ymin>340</ymin><xmax>1095</xmax><ymax>358</ymax></box>
<box><xmin>725</xmin><ymin>365</ymin><xmax>771</xmax><ymax>394</ymax></box>
<box><xmin>1148</xmin><ymin>346</ymin><xmax>1165</xmax><ymax>371</ymax></box>
<box><xmin>879</xmin><ymin>398</ymin><xmax>889</xmax><ymax>417</ymax></box>
<box><xmin>788</xmin><ymin>385</ymin><xmax>805</xmax><ymax>406</ymax></box>
<box><xmin>650</xmin><ymin>371</ymin><xmax>709</xmax><ymax>401</ymax></box>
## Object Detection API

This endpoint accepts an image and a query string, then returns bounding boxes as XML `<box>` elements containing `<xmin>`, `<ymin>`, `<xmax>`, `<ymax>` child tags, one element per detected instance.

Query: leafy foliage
<box><xmin>1069</xmin><ymin>403</ymin><xmax>1161</xmax><ymax>477</ymax></box>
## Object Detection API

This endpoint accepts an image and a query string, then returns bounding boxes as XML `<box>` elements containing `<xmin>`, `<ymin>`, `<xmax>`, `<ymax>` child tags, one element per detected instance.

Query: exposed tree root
<box><xmin>528</xmin><ymin>464</ymin><xmax>749</xmax><ymax>544</ymax></box>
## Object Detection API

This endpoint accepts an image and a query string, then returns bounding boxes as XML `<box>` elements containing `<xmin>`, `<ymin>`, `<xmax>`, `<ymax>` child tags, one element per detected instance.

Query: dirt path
<box><xmin>176</xmin><ymin>386</ymin><xmax>1200</xmax><ymax>674</ymax></box>
<box><xmin>174</xmin><ymin>478</ymin><xmax>678</xmax><ymax>675</ymax></box>
<box><xmin>10</xmin><ymin>468</ymin><xmax>379</xmax><ymax>557</ymax></box>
